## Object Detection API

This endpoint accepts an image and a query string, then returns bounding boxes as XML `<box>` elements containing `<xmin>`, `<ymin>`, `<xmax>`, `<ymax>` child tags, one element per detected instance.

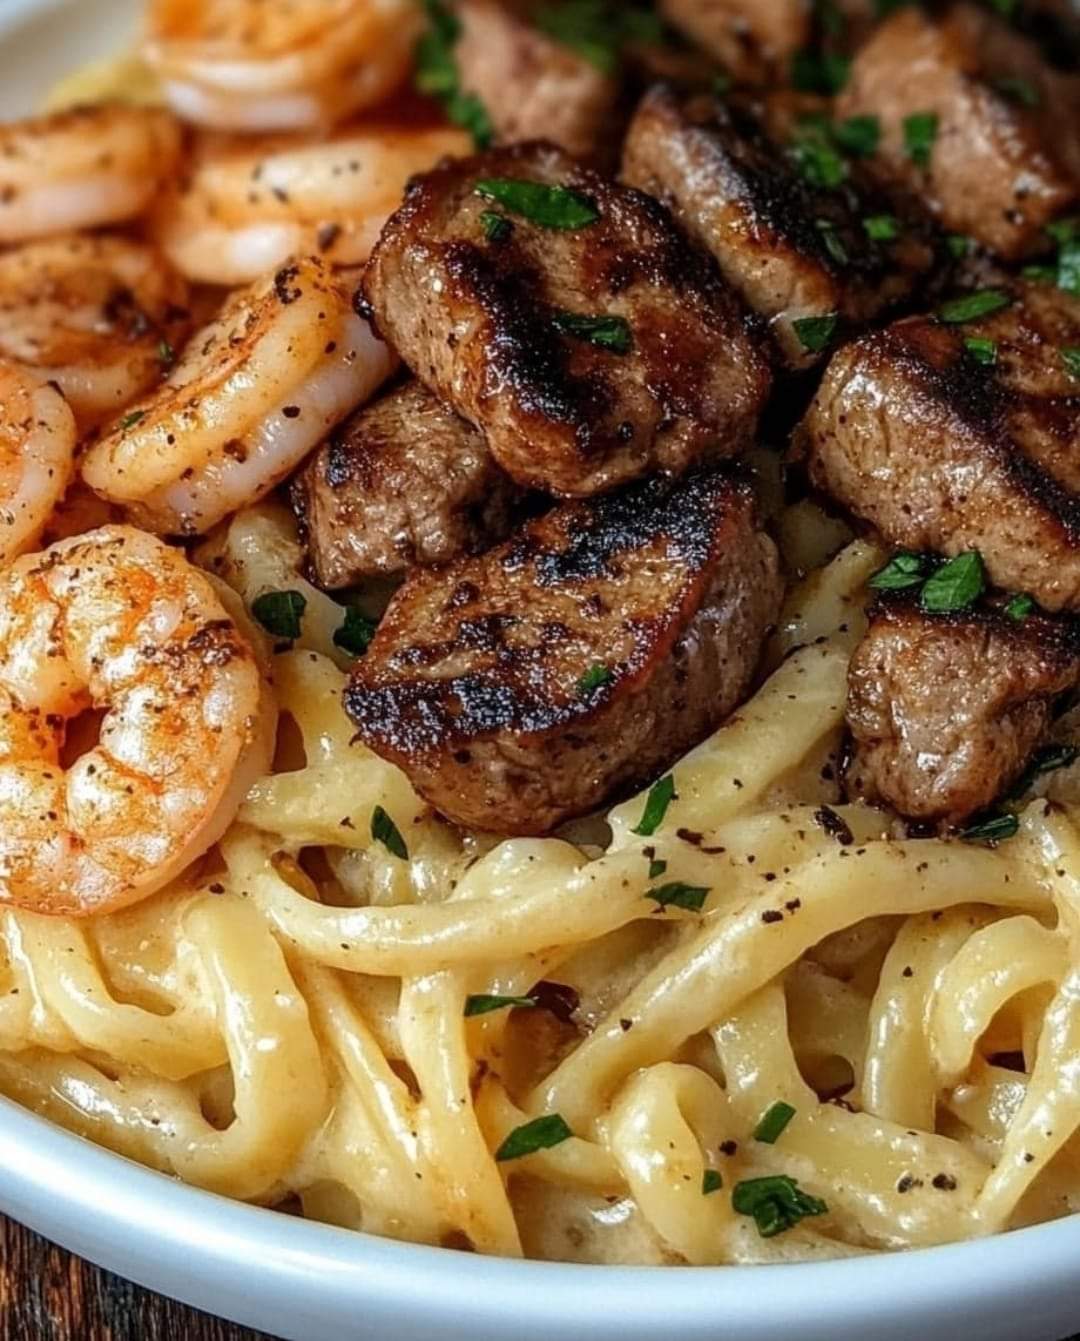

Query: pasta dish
<box><xmin>1</xmin><ymin>0</ymin><xmax>1080</xmax><ymax>1268</ymax></box>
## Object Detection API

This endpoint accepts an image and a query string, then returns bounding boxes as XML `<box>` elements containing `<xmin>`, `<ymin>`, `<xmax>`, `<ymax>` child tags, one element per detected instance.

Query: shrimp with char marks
<box><xmin>0</xmin><ymin>526</ymin><xmax>276</xmax><ymax>917</ymax></box>
<box><xmin>152</xmin><ymin>124</ymin><xmax>472</xmax><ymax>286</ymax></box>
<box><xmin>80</xmin><ymin>255</ymin><xmax>396</xmax><ymax>537</ymax></box>
<box><xmin>0</xmin><ymin>235</ymin><xmax>192</xmax><ymax>433</ymax></box>
<box><xmin>0</xmin><ymin>104</ymin><xmax>183</xmax><ymax>245</ymax></box>
<box><xmin>143</xmin><ymin>0</ymin><xmax>423</xmax><ymax>132</ymax></box>
<box><xmin>0</xmin><ymin>361</ymin><xmax>77</xmax><ymax>568</ymax></box>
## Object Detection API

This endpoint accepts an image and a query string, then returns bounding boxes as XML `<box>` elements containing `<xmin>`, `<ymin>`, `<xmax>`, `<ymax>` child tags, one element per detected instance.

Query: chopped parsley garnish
<box><xmin>1004</xmin><ymin>592</ymin><xmax>1035</xmax><ymax>621</ymax></box>
<box><xmin>371</xmin><ymin>805</ymin><xmax>409</xmax><ymax>861</ymax></box>
<box><xmin>119</xmin><ymin>409</ymin><xmax>145</xmax><ymax>431</ymax></box>
<box><xmin>946</xmin><ymin>233</ymin><xmax>973</xmax><ymax>260</ymax></box>
<box><xmin>994</xmin><ymin>75</ymin><xmax>1039</xmax><ymax>107</ymax></box>
<box><xmin>495</xmin><ymin>1113</ymin><xmax>573</xmax><ymax>1162</ymax></box>
<box><xmin>791</xmin><ymin>48</ymin><xmax>851</xmax><ymax>95</ymax></box>
<box><xmin>333</xmin><ymin>606</ymin><xmax>378</xmax><ymax>657</ymax></box>
<box><xmin>251</xmin><ymin>589</ymin><xmax>306</xmax><ymax>640</ymax></box>
<box><xmin>464</xmin><ymin>994</ymin><xmax>538</xmax><ymax>1017</ymax></box>
<box><xmin>732</xmin><ymin>1175</ymin><xmax>828</xmax><ymax>1238</ymax></box>
<box><xmin>960</xmin><ymin>812</ymin><xmax>1020</xmax><ymax>843</ymax></box>
<box><xmin>632</xmin><ymin>774</ymin><xmax>676</xmax><ymax>836</ymax></box>
<box><xmin>792</xmin><ymin>313</ymin><xmax>838</xmax><ymax>354</ymax></box>
<box><xmin>415</xmin><ymin>0</ymin><xmax>493</xmax><ymax>147</ymax></box>
<box><xmin>647</xmin><ymin>881</ymin><xmax>710</xmax><ymax>913</ymax></box>
<box><xmin>1008</xmin><ymin>744</ymin><xmax>1080</xmax><ymax>800</ymax></box>
<box><xmin>920</xmin><ymin>550</ymin><xmax>985</xmax><ymax>613</ymax></box>
<box><xmin>481</xmin><ymin>210</ymin><xmax>512</xmax><ymax>243</ymax></box>
<box><xmin>158</xmin><ymin>338</ymin><xmax>175</xmax><ymax>368</ymax></box>
<box><xmin>903</xmin><ymin>111</ymin><xmax>939</xmax><ymax>168</ymax></box>
<box><xmin>1062</xmin><ymin>347</ymin><xmax>1080</xmax><ymax>381</ymax></box>
<box><xmin>753</xmin><ymin>1101</ymin><xmax>797</xmax><ymax>1144</ymax></box>
<box><xmin>534</xmin><ymin>1</ymin><xmax>663</xmax><ymax>74</ymax></box>
<box><xmin>702</xmin><ymin>1169</ymin><xmax>723</xmax><ymax>1195</ymax></box>
<box><xmin>552</xmin><ymin>311</ymin><xmax>633</xmax><ymax>353</ymax></box>
<box><xmin>937</xmin><ymin>289</ymin><xmax>1011</xmax><ymax>323</ymax></box>
<box><xmin>578</xmin><ymin>662</ymin><xmax>613</xmax><ymax>695</ymax></box>
<box><xmin>863</xmin><ymin>213</ymin><xmax>900</xmax><ymax>242</ymax></box>
<box><xmin>815</xmin><ymin>218</ymin><xmax>849</xmax><ymax>266</ymax></box>
<box><xmin>1048</xmin><ymin>219</ymin><xmax>1080</xmax><ymax>295</ymax></box>
<box><xmin>833</xmin><ymin>114</ymin><xmax>880</xmax><ymax>158</ymax></box>
<box><xmin>964</xmin><ymin>336</ymin><xmax>998</xmax><ymax>366</ymax></box>
<box><xmin>474</xmin><ymin>178</ymin><xmax>599</xmax><ymax>230</ymax></box>
<box><xmin>790</xmin><ymin>119</ymin><xmax>849</xmax><ymax>189</ymax></box>
<box><xmin>648</xmin><ymin>857</ymin><xmax>668</xmax><ymax>880</ymax></box>
<box><xmin>1022</xmin><ymin>263</ymin><xmax>1056</xmax><ymax>283</ymax></box>
<box><xmin>869</xmin><ymin>551</ymin><xmax>927</xmax><ymax>592</ymax></box>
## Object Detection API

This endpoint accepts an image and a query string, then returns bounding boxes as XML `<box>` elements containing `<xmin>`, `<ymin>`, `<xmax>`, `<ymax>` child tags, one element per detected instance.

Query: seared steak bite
<box><xmin>454</xmin><ymin>1</ymin><xmax>619</xmax><ymax>161</ymax></box>
<box><xmin>344</xmin><ymin>469</ymin><xmax>782</xmax><ymax>834</ymax></box>
<box><xmin>837</xmin><ymin>4</ymin><xmax>1080</xmax><ymax>259</ymax></box>
<box><xmin>362</xmin><ymin>140</ymin><xmax>771</xmax><ymax>497</ymax></box>
<box><xmin>292</xmin><ymin>380</ymin><xmax>518</xmax><ymax>589</ymax></box>
<box><xmin>622</xmin><ymin>85</ymin><xmax>935</xmax><ymax>368</ymax></box>
<box><xmin>847</xmin><ymin>594</ymin><xmax>1080</xmax><ymax>825</ymax></box>
<box><xmin>797</xmin><ymin>280</ymin><xmax>1080</xmax><ymax>611</ymax></box>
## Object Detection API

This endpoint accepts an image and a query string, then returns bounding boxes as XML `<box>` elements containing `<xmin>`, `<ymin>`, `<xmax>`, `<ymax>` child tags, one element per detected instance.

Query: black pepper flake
<box><xmin>896</xmin><ymin>1174</ymin><xmax>923</xmax><ymax>1193</ymax></box>
<box><xmin>208</xmin><ymin>882</ymin><xmax>225</xmax><ymax>894</ymax></box>
<box><xmin>282</xmin><ymin>405</ymin><xmax>301</xmax><ymax>418</ymax></box>
<box><xmin>619</xmin><ymin>1018</ymin><xmax>633</xmax><ymax>1032</ymax></box>
<box><xmin>902</xmin><ymin>966</ymin><xmax>913</xmax><ymax>978</ymax></box>
<box><xmin>676</xmin><ymin>828</ymin><xmax>704</xmax><ymax>846</ymax></box>
<box><xmin>931</xmin><ymin>1173</ymin><xmax>957</xmax><ymax>1191</ymax></box>
<box><xmin>720</xmin><ymin>1140</ymin><xmax>738</xmax><ymax>1156</ymax></box>
<box><xmin>814</xmin><ymin>806</ymin><xmax>854</xmax><ymax>845</ymax></box>
<box><xmin>761</xmin><ymin>910</ymin><xmax>783</xmax><ymax>924</ymax></box>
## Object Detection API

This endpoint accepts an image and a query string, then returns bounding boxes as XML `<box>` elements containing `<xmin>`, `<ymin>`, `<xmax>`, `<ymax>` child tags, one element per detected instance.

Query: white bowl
<box><xmin>2</xmin><ymin>3</ymin><xmax>1080</xmax><ymax>1337</ymax></box>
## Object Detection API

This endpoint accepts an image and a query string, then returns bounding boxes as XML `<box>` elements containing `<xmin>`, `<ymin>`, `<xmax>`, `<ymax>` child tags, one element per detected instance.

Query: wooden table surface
<box><xmin>0</xmin><ymin>1217</ymin><xmax>272</xmax><ymax>1341</ymax></box>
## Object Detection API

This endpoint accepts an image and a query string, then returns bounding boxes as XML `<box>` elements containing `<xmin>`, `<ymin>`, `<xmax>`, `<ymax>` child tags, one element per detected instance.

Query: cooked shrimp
<box><xmin>80</xmin><ymin>255</ymin><xmax>396</xmax><ymax>536</ymax></box>
<box><xmin>0</xmin><ymin>525</ymin><xmax>276</xmax><ymax>917</ymax></box>
<box><xmin>152</xmin><ymin>124</ymin><xmax>472</xmax><ymax>286</ymax></box>
<box><xmin>0</xmin><ymin>236</ymin><xmax>192</xmax><ymax>433</ymax></box>
<box><xmin>0</xmin><ymin>362</ymin><xmax>77</xmax><ymax>568</ymax></box>
<box><xmin>0</xmin><ymin>105</ymin><xmax>183</xmax><ymax>245</ymax></box>
<box><xmin>144</xmin><ymin>0</ymin><xmax>423</xmax><ymax>132</ymax></box>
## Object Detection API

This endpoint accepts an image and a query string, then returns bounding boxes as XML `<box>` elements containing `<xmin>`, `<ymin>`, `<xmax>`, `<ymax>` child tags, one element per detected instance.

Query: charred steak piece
<box><xmin>622</xmin><ymin>85</ymin><xmax>935</xmax><ymax>369</ymax></box>
<box><xmin>292</xmin><ymin>380</ymin><xmax>518</xmax><ymax>589</ymax></box>
<box><xmin>837</xmin><ymin>3</ymin><xmax>1080</xmax><ymax>259</ymax></box>
<box><xmin>454</xmin><ymin>1</ymin><xmax>620</xmax><ymax>161</ymax></box>
<box><xmin>847</xmin><ymin>593</ymin><xmax>1080</xmax><ymax>825</ymax></box>
<box><xmin>345</xmin><ymin>468</ymin><xmax>782</xmax><ymax>834</ymax></box>
<box><xmin>362</xmin><ymin>140</ymin><xmax>770</xmax><ymax>497</ymax></box>
<box><xmin>797</xmin><ymin>280</ymin><xmax>1080</xmax><ymax>612</ymax></box>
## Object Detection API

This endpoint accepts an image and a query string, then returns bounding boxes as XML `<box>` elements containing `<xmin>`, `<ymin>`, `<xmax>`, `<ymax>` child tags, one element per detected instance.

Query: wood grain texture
<box><xmin>0</xmin><ymin>1217</ymin><xmax>274</xmax><ymax>1341</ymax></box>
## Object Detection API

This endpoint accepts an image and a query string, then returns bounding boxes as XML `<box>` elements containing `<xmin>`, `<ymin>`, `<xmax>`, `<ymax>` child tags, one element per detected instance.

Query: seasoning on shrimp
<box><xmin>80</xmin><ymin>254</ymin><xmax>397</xmax><ymax>537</ymax></box>
<box><xmin>0</xmin><ymin>234</ymin><xmax>192</xmax><ymax>432</ymax></box>
<box><xmin>0</xmin><ymin>526</ymin><xmax>276</xmax><ymax>916</ymax></box>
<box><xmin>0</xmin><ymin>360</ymin><xmax>77</xmax><ymax>567</ymax></box>
<box><xmin>0</xmin><ymin>104</ymin><xmax>182</xmax><ymax>244</ymax></box>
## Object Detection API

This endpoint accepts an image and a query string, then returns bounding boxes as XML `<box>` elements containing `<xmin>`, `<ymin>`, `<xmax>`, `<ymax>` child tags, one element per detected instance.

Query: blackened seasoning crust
<box><xmin>362</xmin><ymin>140</ymin><xmax>771</xmax><ymax>497</ymax></box>
<box><xmin>345</xmin><ymin>468</ymin><xmax>783</xmax><ymax>833</ymax></box>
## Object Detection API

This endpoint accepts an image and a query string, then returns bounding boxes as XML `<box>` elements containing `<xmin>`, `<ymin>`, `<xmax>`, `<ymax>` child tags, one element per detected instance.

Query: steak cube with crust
<box><xmin>836</xmin><ymin>4</ymin><xmax>1080</xmax><ymax>259</ymax></box>
<box><xmin>622</xmin><ymin>85</ymin><xmax>935</xmax><ymax>368</ymax></box>
<box><xmin>362</xmin><ymin>140</ymin><xmax>771</xmax><ymax>497</ymax></box>
<box><xmin>292</xmin><ymin>380</ymin><xmax>519</xmax><ymax>589</ymax></box>
<box><xmin>345</xmin><ymin>468</ymin><xmax>783</xmax><ymax>834</ymax></box>
<box><xmin>847</xmin><ymin>594</ymin><xmax>1080</xmax><ymax>825</ymax></box>
<box><xmin>454</xmin><ymin>1</ymin><xmax>620</xmax><ymax>162</ymax></box>
<box><xmin>797</xmin><ymin>280</ymin><xmax>1080</xmax><ymax>612</ymax></box>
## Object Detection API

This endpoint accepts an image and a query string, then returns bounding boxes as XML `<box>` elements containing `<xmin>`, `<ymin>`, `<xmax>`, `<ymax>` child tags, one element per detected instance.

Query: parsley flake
<box><xmin>792</xmin><ymin>313</ymin><xmax>838</xmax><ymax>354</ymax></box>
<box><xmin>474</xmin><ymin>178</ymin><xmax>599</xmax><ymax>230</ymax></box>
<box><xmin>733</xmin><ymin>1175</ymin><xmax>828</xmax><ymax>1238</ymax></box>
<box><xmin>552</xmin><ymin>311</ymin><xmax>633</xmax><ymax>354</ymax></box>
<box><xmin>791</xmin><ymin>49</ymin><xmax>850</xmax><ymax>95</ymax></box>
<box><xmin>964</xmin><ymin>336</ymin><xmax>998</xmax><ymax>366</ymax></box>
<box><xmin>920</xmin><ymin>550</ymin><xmax>985</xmax><ymax>613</ymax></box>
<box><xmin>754</xmin><ymin>1101</ymin><xmax>797</xmax><ymax>1144</ymax></box>
<box><xmin>251</xmin><ymin>589</ymin><xmax>306</xmax><ymax>640</ymax></box>
<box><xmin>938</xmin><ymin>289</ymin><xmax>1011</xmax><ymax>324</ymax></box>
<box><xmin>960</xmin><ymin>812</ymin><xmax>1020</xmax><ymax>844</ymax></box>
<box><xmin>791</xmin><ymin>128</ymin><xmax>849</xmax><ymax>189</ymax></box>
<box><xmin>946</xmin><ymin>233</ymin><xmax>973</xmax><ymax>260</ymax></box>
<box><xmin>464</xmin><ymin>994</ymin><xmax>538</xmax><ymax>1017</ymax></box>
<box><xmin>647</xmin><ymin>881</ymin><xmax>710</xmax><ymax>913</ymax></box>
<box><xmin>578</xmin><ymin>663</ymin><xmax>613</xmax><ymax>695</ymax></box>
<box><xmin>371</xmin><ymin>805</ymin><xmax>409</xmax><ymax>861</ymax></box>
<box><xmin>415</xmin><ymin>0</ymin><xmax>493</xmax><ymax>147</ymax></box>
<box><xmin>495</xmin><ymin>1113</ymin><xmax>573</xmax><ymax>1162</ymax></box>
<box><xmin>1061</xmin><ymin>347</ymin><xmax>1080</xmax><ymax>380</ymax></box>
<box><xmin>481</xmin><ymin>210</ymin><xmax>512</xmax><ymax>243</ymax></box>
<box><xmin>120</xmin><ymin>409</ymin><xmax>145</xmax><ymax>431</ymax></box>
<box><xmin>647</xmin><ymin>857</ymin><xmax>668</xmax><ymax>880</ymax></box>
<box><xmin>863</xmin><ymin>213</ymin><xmax>900</xmax><ymax>242</ymax></box>
<box><xmin>158</xmin><ymin>338</ymin><xmax>175</xmax><ymax>368</ymax></box>
<box><xmin>815</xmin><ymin>218</ymin><xmax>849</xmax><ymax>266</ymax></box>
<box><xmin>833</xmin><ymin>114</ymin><xmax>880</xmax><ymax>157</ymax></box>
<box><xmin>534</xmin><ymin>2</ymin><xmax>663</xmax><ymax>74</ymax></box>
<box><xmin>1008</xmin><ymin>744</ymin><xmax>1080</xmax><ymax>800</ymax></box>
<box><xmin>1004</xmin><ymin>592</ymin><xmax>1035</xmax><ymax>621</ymax></box>
<box><xmin>333</xmin><ymin>606</ymin><xmax>378</xmax><ymax>657</ymax></box>
<box><xmin>632</xmin><ymin>774</ymin><xmax>676</xmax><ymax>836</ymax></box>
<box><xmin>903</xmin><ymin>111</ymin><xmax>939</xmax><ymax>168</ymax></box>
<box><xmin>869</xmin><ymin>552</ymin><xmax>927</xmax><ymax>592</ymax></box>
<box><xmin>702</xmin><ymin>1169</ymin><xmax>723</xmax><ymax>1195</ymax></box>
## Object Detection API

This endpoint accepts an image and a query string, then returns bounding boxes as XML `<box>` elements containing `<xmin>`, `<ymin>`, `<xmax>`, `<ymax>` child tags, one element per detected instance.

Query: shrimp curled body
<box><xmin>0</xmin><ymin>526</ymin><xmax>276</xmax><ymax>916</ymax></box>
<box><xmin>0</xmin><ymin>361</ymin><xmax>77</xmax><ymax>567</ymax></box>
<box><xmin>0</xmin><ymin>105</ymin><xmax>183</xmax><ymax>245</ymax></box>
<box><xmin>81</xmin><ymin>255</ymin><xmax>395</xmax><ymax>536</ymax></box>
